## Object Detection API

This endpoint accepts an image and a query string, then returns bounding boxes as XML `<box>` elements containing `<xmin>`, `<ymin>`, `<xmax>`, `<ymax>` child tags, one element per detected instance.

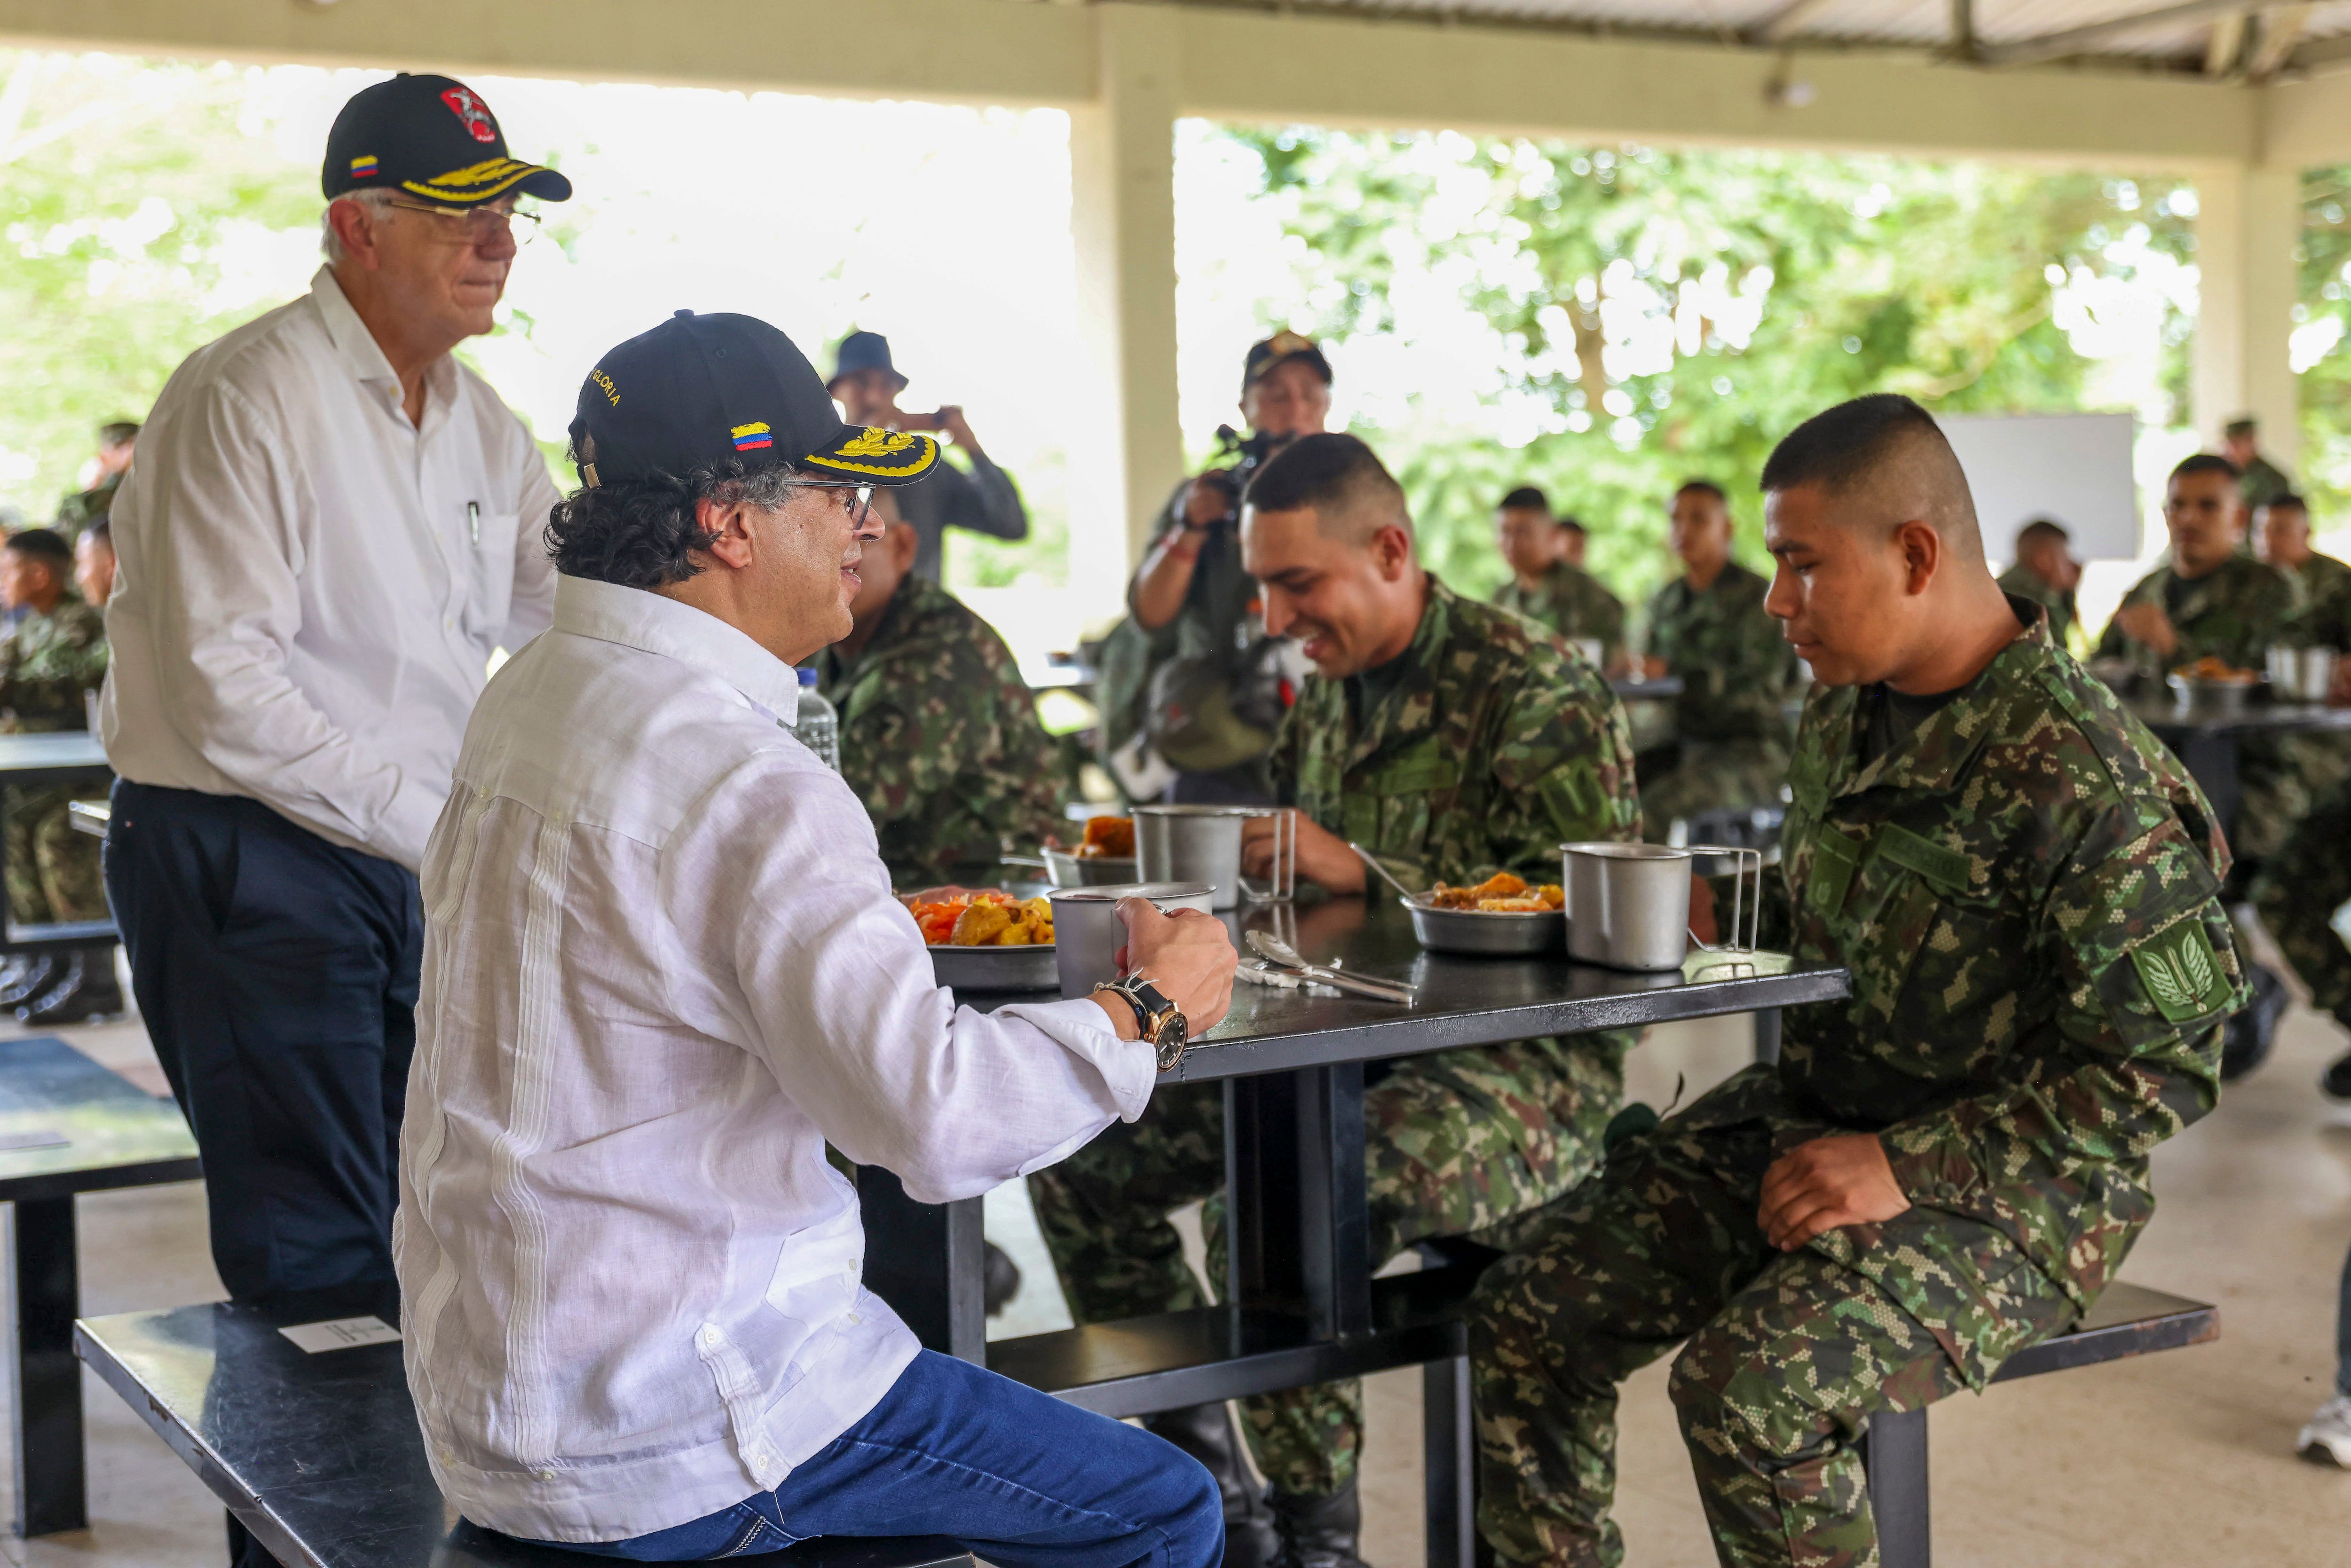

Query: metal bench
<box><xmin>1859</xmin><ymin>1279</ymin><xmax>2218</xmax><ymax>1568</ymax></box>
<box><xmin>74</xmin><ymin>1291</ymin><xmax>974</xmax><ymax>1568</ymax></box>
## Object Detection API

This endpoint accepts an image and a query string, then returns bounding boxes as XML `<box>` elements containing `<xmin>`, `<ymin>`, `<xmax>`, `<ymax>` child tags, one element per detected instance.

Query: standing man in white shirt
<box><xmin>100</xmin><ymin>72</ymin><xmax>568</xmax><ymax>1334</ymax></box>
<box><xmin>399</xmin><ymin>308</ymin><xmax>1235</xmax><ymax>1564</ymax></box>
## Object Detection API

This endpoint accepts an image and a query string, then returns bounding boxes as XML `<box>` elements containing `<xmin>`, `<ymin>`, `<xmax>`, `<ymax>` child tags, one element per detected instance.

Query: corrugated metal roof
<box><xmin>1144</xmin><ymin>0</ymin><xmax>2351</xmax><ymax>71</ymax></box>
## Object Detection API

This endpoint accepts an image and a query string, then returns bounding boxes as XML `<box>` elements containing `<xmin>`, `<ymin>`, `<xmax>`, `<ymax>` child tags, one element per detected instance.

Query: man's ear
<box><xmin>1894</xmin><ymin>520</ymin><xmax>1941</xmax><ymax>596</ymax></box>
<box><xmin>324</xmin><ymin>198</ymin><xmax>385</xmax><ymax>273</ymax></box>
<box><xmin>1372</xmin><ymin>521</ymin><xmax>1414</xmax><ymax>580</ymax></box>
<box><xmin>887</xmin><ymin>521</ymin><xmax>919</xmax><ymax>575</ymax></box>
<box><xmin>694</xmin><ymin>497</ymin><xmax>760</xmax><ymax>570</ymax></box>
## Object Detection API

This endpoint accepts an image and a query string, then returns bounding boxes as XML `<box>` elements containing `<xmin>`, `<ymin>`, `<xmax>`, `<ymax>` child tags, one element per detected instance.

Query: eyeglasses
<box><xmin>382</xmin><ymin>201</ymin><xmax>542</xmax><ymax>247</ymax></box>
<box><xmin>795</xmin><ymin>479</ymin><xmax>878</xmax><ymax>525</ymax></box>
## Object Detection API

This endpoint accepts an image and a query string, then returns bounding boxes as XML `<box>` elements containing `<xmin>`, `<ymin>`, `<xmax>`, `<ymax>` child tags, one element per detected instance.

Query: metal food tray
<box><xmin>1043</xmin><ymin>847</ymin><xmax>1140</xmax><ymax>888</ymax></box>
<box><xmin>927</xmin><ymin>941</ymin><xmax>1058</xmax><ymax>991</ymax></box>
<box><xmin>1400</xmin><ymin>896</ymin><xmax>1566</xmax><ymax>956</ymax></box>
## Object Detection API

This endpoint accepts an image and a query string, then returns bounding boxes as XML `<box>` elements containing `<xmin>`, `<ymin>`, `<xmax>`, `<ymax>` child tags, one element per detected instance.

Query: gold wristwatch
<box><xmin>1093</xmin><ymin>976</ymin><xmax>1189</xmax><ymax>1071</ymax></box>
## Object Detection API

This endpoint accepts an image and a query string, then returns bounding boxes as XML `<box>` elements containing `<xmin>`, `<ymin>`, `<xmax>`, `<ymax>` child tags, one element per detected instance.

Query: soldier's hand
<box><xmin>1113</xmin><ymin>898</ymin><xmax>1237</xmax><ymax>1032</ymax></box>
<box><xmin>936</xmin><ymin>406</ymin><xmax>978</xmax><ymax>451</ymax></box>
<box><xmin>1244</xmin><ymin>812</ymin><xmax>1365</xmax><ymax>895</ymax></box>
<box><xmin>1758</xmin><ymin>1134</ymin><xmax>1910</xmax><ymax>1251</ymax></box>
<box><xmin>2112</xmin><ymin>602</ymin><xmax>2177</xmax><ymax>660</ymax></box>
<box><xmin>1181</xmin><ymin>472</ymin><xmax>1240</xmax><ymax>530</ymax></box>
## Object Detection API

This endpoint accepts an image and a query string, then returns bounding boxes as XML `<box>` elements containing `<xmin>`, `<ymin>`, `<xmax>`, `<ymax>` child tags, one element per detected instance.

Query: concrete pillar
<box><xmin>1067</xmin><ymin>3</ymin><xmax>1185</xmax><ymax>607</ymax></box>
<box><xmin>2193</xmin><ymin>163</ymin><xmax>2303</xmax><ymax>472</ymax></box>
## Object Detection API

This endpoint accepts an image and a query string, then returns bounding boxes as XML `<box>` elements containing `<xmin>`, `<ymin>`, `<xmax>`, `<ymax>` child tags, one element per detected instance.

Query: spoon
<box><xmin>1348</xmin><ymin>842</ymin><xmax>1419</xmax><ymax>902</ymax></box>
<box><xmin>1246</xmin><ymin>930</ymin><xmax>1418</xmax><ymax>1002</ymax></box>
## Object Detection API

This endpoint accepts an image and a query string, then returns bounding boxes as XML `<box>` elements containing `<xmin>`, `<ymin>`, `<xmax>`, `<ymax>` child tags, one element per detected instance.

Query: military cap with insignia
<box><xmin>323</xmin><ymin>72</ymin><xmax>573</xmax><ymax>208</ymax></box>
<box><xmin>571</xmin><ymin>311</ymin><xmax>940</xmax><ymax>489</ymax></box>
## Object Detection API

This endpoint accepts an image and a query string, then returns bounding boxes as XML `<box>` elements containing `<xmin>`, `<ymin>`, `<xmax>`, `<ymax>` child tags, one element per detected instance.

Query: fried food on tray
<box><xmin>1076</xmin><ymin>815</ymin><xmax>1136</xmax><ymax>859</ymax></box>
<box><xmin>905</xmin><ymin>890</ymin><xmax>1056</xmax><ymax>947</ymax></box>
<box><xmin>2172</xmin><ymin>656</ymin><xmax>2256</xmax><ymax>684</ymax></box>
<box><xmin>1428</xmin><ymin>872</ymin><xmax>1527</xmax><ymax>909</ymax></box>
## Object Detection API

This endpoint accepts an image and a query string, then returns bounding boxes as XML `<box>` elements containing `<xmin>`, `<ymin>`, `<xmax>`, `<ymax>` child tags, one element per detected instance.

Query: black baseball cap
<box><xmin>571</xmin><ymin>311</ymin><xmax>940</xmax><ymax>489</ymax></box>
<box><xmin>323</xmin><ymin>73</ymin><xmax>572</xmax><ymax>208</ymax></box>
<box><xmin>1242</xmin><ymin>331</ymin><xmax>1333</xmax><ymax>398</ymax></box>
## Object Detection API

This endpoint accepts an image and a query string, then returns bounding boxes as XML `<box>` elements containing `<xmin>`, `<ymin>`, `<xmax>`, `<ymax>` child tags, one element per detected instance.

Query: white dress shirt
<box><xmin>101</xmin><ymin>267</ymin><xmax>560</xmax><ymax>871</ymax></box>
<box><xmin>396</xmin><ymin>574</ymin><xmax>1157</xmax><ymax>1544</ymax></box>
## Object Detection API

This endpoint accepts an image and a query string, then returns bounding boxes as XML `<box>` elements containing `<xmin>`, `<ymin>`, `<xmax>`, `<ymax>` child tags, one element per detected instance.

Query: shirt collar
<box><xmin>308</xmin><ymin>266</ymin><xmax>460</xmax><ymax>424</ymax></box>
<box><xmin>1835</xmin><ymin>598</ymin><xmax>2048</xmax><ymax>799</ymax></box>
<box><xmin>552</xmin><ymin>575</ymin><xmax>802</xmax><ymax>724</ymax></box>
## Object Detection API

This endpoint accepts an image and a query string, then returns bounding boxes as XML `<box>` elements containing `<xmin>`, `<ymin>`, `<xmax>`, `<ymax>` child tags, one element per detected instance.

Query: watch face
<box><xmin>1154</xmin><ymin>1014</ymin><xmax>1189</xmax><ymax>1071</ymax></box>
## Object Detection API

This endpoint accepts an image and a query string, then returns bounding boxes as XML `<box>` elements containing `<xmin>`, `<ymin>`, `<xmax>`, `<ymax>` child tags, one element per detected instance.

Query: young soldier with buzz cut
<box><xmin>1030</xmin><ymin>433</ymin><xmax>1642</xmax><ymax>1568</ymax></box>
<box><xmin>1472</xmin><ymin>394</ymin><xmax>2245</xmax><ymax>1568</ymax></box>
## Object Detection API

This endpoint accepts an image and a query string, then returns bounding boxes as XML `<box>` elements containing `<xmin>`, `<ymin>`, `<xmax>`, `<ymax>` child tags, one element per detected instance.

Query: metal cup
<box><xmin>1048</xmin><ymin>882</ymin><xmax>1216</xmax><ymax>998</ymax></box>
<box><xmin>1562</xmin><ymin>843</ymin><xmax>1693</xmax><ymax>970</ymax></box>
<box><xmin>1134</xmin><ymin>805</ymin><xmax>1258</xmax><ymax>910</ymax></box>
<box><xmin>2304</xmin><ymin>647</ymin><xmax>2339</xmax><ymax>702</ymax></box>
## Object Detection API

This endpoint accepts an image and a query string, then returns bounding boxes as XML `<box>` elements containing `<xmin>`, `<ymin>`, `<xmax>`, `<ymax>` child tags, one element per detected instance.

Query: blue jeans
<box><xmin>505</xmin><ymin>1350</ymin><xmax>1223</xmax><ymax>1567</ymax></box>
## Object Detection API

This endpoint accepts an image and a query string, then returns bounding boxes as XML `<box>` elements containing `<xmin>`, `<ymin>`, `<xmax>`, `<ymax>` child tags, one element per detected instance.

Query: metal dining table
<box><xmin>860</xmin><ymin>891</ymin><xmax>1848</xmax><ymax>1566</ymax></box>
<box><xmin>2119</xmin><ymin>694</ymin><xmax>2351</xmax><ymax>838</ymax></box>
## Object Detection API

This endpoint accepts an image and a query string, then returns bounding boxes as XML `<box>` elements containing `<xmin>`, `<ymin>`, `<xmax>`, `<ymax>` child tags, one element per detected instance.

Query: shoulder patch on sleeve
<box><xmin>2128</xmin><ymin>916</ymin><xmax>2232</xmax><ymax>1023</ymax></box>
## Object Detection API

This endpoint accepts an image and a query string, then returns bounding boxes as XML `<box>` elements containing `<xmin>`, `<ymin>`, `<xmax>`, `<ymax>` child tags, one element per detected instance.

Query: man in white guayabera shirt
<box><xmin>397</xmin><ymin>309</ymin><xmax>1238</xmax><ymax>1566</ymax></box>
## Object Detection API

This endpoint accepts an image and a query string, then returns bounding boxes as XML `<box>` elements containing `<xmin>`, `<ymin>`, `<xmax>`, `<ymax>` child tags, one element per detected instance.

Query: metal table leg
<box><xmin>2166</xmin><ymin>730</ymin><xmax>2241</xmax><ymax>843</ymax></box>
<box><xmin>855</xmin><ymin>1167</ymin><xmax>986</xmax><ymax>1363</ymax></box>
<box><xmin>7</xmin><ymin>1196</ymin><xmax>83</xmax><ymax>1535</ymax></box>
<box><xmin>1422</xmin><ymin>1355</ymin><xmax>1475</xmax><ymax>1568</ymax></box>
<box><xmin>1858</xmin><ymin>1404</ymin><xmax>1929</xmax><ymax>1568</ymax></box>
<box><xmin>1752</xmin><ymin>1007</ymin><xmax>1782</xmax><ymax>1065</ymax></box>
<box><xmin>1224</xmin><ymin>1064</ymin><xmax>1370</xmax><ymax>1336</ymax></box>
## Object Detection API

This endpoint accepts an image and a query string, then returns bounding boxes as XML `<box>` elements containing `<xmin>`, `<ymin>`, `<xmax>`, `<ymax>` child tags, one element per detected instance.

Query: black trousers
<box><xmin>103</xmin><ymin>780</ymin><xmax>421</xmax><ymax>1303</ymax></box>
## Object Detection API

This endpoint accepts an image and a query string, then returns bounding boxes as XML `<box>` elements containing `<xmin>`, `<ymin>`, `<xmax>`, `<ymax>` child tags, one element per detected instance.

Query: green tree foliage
<box><xmin>0</xmin><ymin>53</ymin><xmax>323</xmax><ymax>522</ymax></box>
<box><xmin>1223</xmin><ymin>129</ymin><xmax>2194</xmax><ymax>603</ymax></box>
<box><xmin>2300</xmin><ymin>165</ymin><xmax>2351</xmax><ymax>519</ymax></box>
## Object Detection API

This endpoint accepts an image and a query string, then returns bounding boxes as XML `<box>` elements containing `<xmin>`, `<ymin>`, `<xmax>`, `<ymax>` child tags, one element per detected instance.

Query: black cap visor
<box><xmin>799</xmin><ymin>424</ymin><xmax>940</xmax><ymax>483</ymax></box>
<box><xmin>395</xmin><ymin>157</ymin><xmax>573</xmax><ymax>207</ymax></box>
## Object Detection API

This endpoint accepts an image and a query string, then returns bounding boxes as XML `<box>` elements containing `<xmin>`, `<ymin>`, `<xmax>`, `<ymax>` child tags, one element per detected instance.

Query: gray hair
<box><xmin>320</xmin><ymin>189</ymin><xmax>397</xmax><ymax>265</ymax></box>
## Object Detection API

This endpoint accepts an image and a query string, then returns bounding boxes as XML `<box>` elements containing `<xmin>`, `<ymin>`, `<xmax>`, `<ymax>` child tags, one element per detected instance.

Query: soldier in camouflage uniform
<box><xmin>2095</xmin><ymin>453</ymin><xmax>2299</xmax><ymax>859</ymax></box>
<box><xmin>2257</xmin><ymin>494</ymin><xmax>2351</xmax><ymax>613</ymax></box>
<box><xmin>811</xmin><ymin>496</ymin><xmax>1060</xmax><ymax>889</ymax></box>
<box><xmin>0</xmin><ymin>530</ymin><xmax>118</xmax><ymax>1022</ymax></box>
<box><xmin>1029</xmin><ymin>435</ymin><xmax>1641</xmax><ymax>1568</ymax></box>
<box><xmin>1474</xmin><ymin>396</ymin><xmax>2244</xmax><ymax>1568</ymax></box>
<box><xmin>1492</xmin><ymin>487</ymin><xmax>1626</xmax><ymax>668</ymax></box>
<box><xmin>1636</xmin><ymin>480</ymin><xmax>1801</xmax><ymax>840</ymax></box>
<box><xmin>1993</xmin><ymin>516</ymin><xmax>2080</xmax><ymax>651</ymax></box>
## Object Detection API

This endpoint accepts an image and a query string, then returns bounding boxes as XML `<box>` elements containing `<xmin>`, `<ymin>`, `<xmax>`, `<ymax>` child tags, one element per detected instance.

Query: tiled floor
<box><xmin>4</xmin><ymin>961</ymin><xmax>2350</xmax><ymax>1566</ymax></box>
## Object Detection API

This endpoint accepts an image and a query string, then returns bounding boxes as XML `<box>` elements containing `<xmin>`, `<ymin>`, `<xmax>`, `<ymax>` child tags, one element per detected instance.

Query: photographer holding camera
<box><xmin>1104</xmin><ymin>332</ymin><xmax>1331</xmax><ymax>805</ymax></box>
<box><xmin>829</xmin><ymin>331</ymin><xmax>1029</xmax><ymax>584</ymax></box>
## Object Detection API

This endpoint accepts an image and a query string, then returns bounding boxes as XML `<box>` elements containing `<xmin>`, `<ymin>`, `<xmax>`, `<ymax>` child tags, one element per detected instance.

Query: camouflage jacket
<box><xmin>1715</xmin><ymin>602</ymin><xmax>2240</xmax><ymax>1373</ymax></box>
<box><xmin>1640</xmin><ymin>561</ymin><xmax>1799</xmax><ymax>746</ymax></box>
<box><xmin>1995</xmin><ymin>563</ymin><xmax>2076</xmax><ymax>650</ymax></box>
<box><xmin>1492</xmin><ymin>560</ymin><xmax>1626</xmax><ymax>666</ymax></box>
<box><xmin>0</xmin><ymin>598</ymin><xmax>106</xmax><ymax>734</ymax></box>
<box><xmin>2287</xmin><ymin>552</ymin><xmax>2351</xmax><ymax>631</ymax></box>
<box><xmin>1269</xmin><ymin>576</ymin><xmax>1641</xmax><ymax>894</ymax></box>
<box><xmin>813</xmin><ymin>575</ymin><xmax>1061</xmax><ymax>889</ymax></box>
<box><xmin>2240</xmin><ymin>453</ymin><xmax>2294</xmax><ymax>512</ymax></box>
<box><xmin>2093</xmin><ymin>554</ymin><xmax>2294</xmax><ymax>674</ymax></box>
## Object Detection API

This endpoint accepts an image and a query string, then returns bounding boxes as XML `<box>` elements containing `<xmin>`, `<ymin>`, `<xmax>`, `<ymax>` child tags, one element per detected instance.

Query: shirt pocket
<box><xmin>462</xmin><ymin>510</ymin><xmax>521</xmax><ymax>645</ymax></box>
<box><xmin>1353</xmin><ymin>736</ymin><xmax>1461</xmax><ymax>869</ymax></box>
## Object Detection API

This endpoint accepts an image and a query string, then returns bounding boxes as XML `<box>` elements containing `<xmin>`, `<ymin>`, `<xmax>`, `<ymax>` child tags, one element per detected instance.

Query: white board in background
<box><xmin>1936</xmin><ymin>411</ymin><xmax>2138</xmax><ymax>563</ymax></box>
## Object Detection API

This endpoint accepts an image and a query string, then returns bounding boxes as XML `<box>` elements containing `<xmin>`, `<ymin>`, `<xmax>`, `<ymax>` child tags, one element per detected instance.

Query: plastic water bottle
<box><xmin>793</xmin><ymin>667</ymin><xmax>840</xmax><ymax>772</ymax></box>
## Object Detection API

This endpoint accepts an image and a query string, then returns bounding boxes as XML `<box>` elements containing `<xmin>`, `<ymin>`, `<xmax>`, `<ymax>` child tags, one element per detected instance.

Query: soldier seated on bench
<box><xmin>396</xmin><ymin>311</ymin><xmax>1234</xmax><ymax>1567</ymax></box>
<box><xmin>1470</xmin><ymin>394</ymin><xmax>2245</xmax><ymax>1568</ymax></box>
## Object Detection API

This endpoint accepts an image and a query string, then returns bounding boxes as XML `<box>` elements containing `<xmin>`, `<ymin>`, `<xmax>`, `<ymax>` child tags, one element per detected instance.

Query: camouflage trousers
<box><xmin>2253</xmin><ymin>776</ymin><xmax>2351</xmax><ymax>1024</ymax></box>
<box><xmin>2233</xmin><ymin>731</ymin><xmax>2351</xmax><ymax>864</ymax></box>
<box><xmin>5</xmin><ymin>782</ymin><xmax>108</xmax><ymax>927</ymax></box>
<box><xmin>1027</xmin><ymin>1032</ymin><xmax>1629</xmax><ymax>1498</ymax></box>
<box><xmin>1639</xmin><ymin>739</ymin><xmax>1790</xmax><ymax>844</ymax></box>
<box><xmin>1472</xmin><ymin>1108</ymin><xmax>2074</xmax><ymax>1568</ymax></box>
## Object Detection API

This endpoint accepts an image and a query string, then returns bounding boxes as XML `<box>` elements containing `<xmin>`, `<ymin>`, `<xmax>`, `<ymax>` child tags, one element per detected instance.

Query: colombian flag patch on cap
<box><xmin>350</xmin><ymin>155</ymin><xmax>379</xmax><ymax>177</ymax></box>
<box><xmin>731</xmin><ymin>422</ymin><xmax>773</xmax><ymax>452</ymax></box>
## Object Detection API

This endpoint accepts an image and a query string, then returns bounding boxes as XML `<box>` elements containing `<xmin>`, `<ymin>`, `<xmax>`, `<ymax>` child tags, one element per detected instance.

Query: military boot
<box><xmin>1144</xmin><ymin>1403</ymin><xmax>1278</xmax><ymax>1568</ymax></box>
<box><xmin>1267</xmin><ymin>1480</ymin><xmax>1369</xmax><ymax>1568</ymax></box>
<box><xmin>0</xmin><ymin>954</ymin><xmax>56</xmax><ymax>1008</ymax></box>
<box><xmin>19</xmin><ymin>946</ymin><xmax>122</xmax><ymax>1026</ymax></box>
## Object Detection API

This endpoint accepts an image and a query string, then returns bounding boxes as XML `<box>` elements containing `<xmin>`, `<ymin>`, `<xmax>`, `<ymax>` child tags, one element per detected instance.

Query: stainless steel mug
<box><xmin>1561</xmin><ymin>843</ymin><xmax>1695</xmax><ymax>970</ymax></box>
<box><xmin>1048</xmin><ymin>882</ymin><xmax>1216</xmax><ymax>998</ymax></box>
<box><xmin>1134</xmin><ymin>805</ymin><xmax>1257</xmax><ymax>910</ymax></box>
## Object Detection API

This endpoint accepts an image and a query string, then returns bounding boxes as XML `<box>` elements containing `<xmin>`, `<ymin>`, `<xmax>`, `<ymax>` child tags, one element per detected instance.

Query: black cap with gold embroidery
<box><xmin>570</xmin><ymin>311</ymin><xmax>940</xmax><ymax>489</ymax></box>
<box><xmin>323</xmin><ymin>73</ymin><xmax>572</xmax><ymax>208</ymax></box>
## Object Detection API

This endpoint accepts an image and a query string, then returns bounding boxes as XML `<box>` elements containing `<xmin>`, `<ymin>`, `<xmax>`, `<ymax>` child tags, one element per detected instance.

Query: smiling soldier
<box><xmin>1472</xmin><ymin>394</ymin><xmax>2245</xmax><ymax>1568</ymax></box>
